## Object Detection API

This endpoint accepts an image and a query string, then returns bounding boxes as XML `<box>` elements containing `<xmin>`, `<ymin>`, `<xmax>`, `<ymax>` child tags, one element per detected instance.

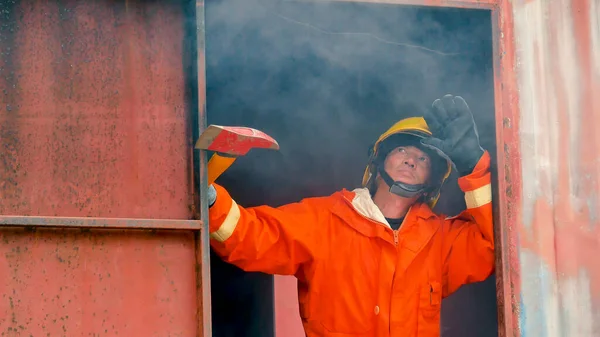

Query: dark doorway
<box><xmin>204</xmin><ymin>0</ymin><xmax>498</xmax><ymax>336</ymax></box>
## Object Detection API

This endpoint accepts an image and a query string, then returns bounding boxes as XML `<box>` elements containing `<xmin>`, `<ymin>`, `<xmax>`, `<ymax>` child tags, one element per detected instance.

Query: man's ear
<box><xmin>375</xmin><ymin>172</ymin><xmax>385</xmax><ymax>187</ymax></box>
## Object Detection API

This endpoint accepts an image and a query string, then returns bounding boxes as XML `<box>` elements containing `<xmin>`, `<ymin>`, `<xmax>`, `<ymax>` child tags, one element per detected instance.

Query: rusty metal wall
<box><xmin>0</xmin><ymin>228</ymin><xmax>198</xmax><ymax>335</ymax></box>
<box><xmin>0</xmin><ymin>0</ymin><xmax>195</xmax><ymax>219</ymax></box>
<box><xmin>0</xmin><ymin>0</ymin><xmax>200</xmax><ymax>335</ymax></box>
<box><xmin>502</xmin><ymin>0</ymin><xmax>600</xmax><ymax>335</ymax></box>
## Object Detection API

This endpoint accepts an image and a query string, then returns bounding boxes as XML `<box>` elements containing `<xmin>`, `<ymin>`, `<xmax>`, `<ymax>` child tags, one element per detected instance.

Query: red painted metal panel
<box><xmin>0</xmin><ymin>0</ymin><xmax>202</xmax><ymax>335</ymax></box>
<box><xmin>0</xmin><ymin>0</ymin><xmax>194</xmax><ymax>219</ymax></box>
<box><xmin>274</xmin><ymin>275</ymin><xmax>304</xmax><ymax>337</ymax></box>
<box><xmin>0</xmin><ymin>227</ymin><xmax>197</xmax><ymax>336</ymax></box>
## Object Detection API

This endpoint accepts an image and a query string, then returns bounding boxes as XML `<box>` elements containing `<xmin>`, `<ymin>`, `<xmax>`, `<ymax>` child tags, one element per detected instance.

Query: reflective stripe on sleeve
<box><xmin>464</xmin><ymin>184</ymin><xmax>492</xmax><ymax>209</ymax></box>
<box><xmin>210</xmin><ymin>199</ymin><xmax>241</xmax><ymax>242</ymax></box>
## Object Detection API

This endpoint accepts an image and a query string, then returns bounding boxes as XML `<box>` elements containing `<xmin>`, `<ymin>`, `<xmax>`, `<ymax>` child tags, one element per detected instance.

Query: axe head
<box><xmin>195</xmin><ymin>125</ymin><xmax>280</xmax><ymax>156</ymax></box>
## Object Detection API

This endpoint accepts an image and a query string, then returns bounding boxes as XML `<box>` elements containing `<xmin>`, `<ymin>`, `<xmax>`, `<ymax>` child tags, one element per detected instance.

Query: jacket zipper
<box><xmin>341</xmin><ymin>196</ymin><xmax>409</xmax><ymax>247</ymax></box>
<box><xmin>392</xmin><ymin>214</ymin><xmax>408</xmax><ymax>247</ymax></box>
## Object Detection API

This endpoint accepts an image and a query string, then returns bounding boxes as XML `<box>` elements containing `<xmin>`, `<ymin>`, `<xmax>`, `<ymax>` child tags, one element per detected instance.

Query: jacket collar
<box><xmin>345</xmin><ymin>188</ymin><xmax>437</xmax><ymax>226</ymax></box>
<box><xmin>349</xmin><ymin>188</ymin><xmax>391</xmax><ymax>228</ymax></box>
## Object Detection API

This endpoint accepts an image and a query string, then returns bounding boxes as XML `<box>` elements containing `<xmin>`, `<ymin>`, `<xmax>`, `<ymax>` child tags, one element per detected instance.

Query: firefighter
<box><xmin>206</xmin><ymin>94</ymin><xmax>494</xmax><ymax>337</ymax></box>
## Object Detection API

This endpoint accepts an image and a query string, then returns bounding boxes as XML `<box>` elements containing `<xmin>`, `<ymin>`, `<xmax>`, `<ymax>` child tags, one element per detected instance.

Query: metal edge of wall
<box><xmin>194</xmin><ymin>0</ymin><xmax>213</xmax><ymax>336</ymax></box>
<box><xmin>492</xmin><ymin>1</ymin><xmax>521</xmax><ymax>337</ymax></box>
<box><xmin>0</xmin><ymin>216</ymin><xmax>202</xmax><ymax>230</ymax></box>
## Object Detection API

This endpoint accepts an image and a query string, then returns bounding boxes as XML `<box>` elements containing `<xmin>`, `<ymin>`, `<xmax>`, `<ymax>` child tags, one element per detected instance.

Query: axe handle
<box><xmin>207</xmin><ymin>153</ymin><xmax>238</xmax><ymax>185</ymax></box>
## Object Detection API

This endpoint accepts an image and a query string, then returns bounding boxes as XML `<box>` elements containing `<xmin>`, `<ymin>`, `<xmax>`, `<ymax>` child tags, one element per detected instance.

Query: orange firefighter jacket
<box><xmin>208</xmin><ymin>151</ymin><xmax>494</xmax><ymax>337</ymax></box>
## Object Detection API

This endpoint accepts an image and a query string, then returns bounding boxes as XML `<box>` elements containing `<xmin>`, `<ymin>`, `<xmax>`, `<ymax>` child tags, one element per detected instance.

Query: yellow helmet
<box><xmin>361</xmin><ymin>117</ymin><xmax>452</xmax><ymax>208</ymax></box>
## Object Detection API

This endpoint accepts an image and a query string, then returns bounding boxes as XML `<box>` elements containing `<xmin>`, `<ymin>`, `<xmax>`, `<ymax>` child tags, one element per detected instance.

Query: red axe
<box><xmin>195</xmin><ymin>125</ymin><xmax>280</xmax><ymax>184</ymax></box>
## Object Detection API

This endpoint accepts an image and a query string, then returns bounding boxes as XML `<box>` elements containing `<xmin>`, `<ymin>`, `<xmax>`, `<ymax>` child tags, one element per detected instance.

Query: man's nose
<box><xmin>403</xmin><ymin>157</ymin><xmax>416</xmax><ymax>168</ymax></box>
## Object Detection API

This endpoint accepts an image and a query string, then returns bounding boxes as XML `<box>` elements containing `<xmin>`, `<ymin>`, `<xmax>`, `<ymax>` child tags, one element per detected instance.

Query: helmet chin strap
<box><xmin>377</xmin><ymin>166</ymin><xmax>426</xmax><ymax>199</ymax></box>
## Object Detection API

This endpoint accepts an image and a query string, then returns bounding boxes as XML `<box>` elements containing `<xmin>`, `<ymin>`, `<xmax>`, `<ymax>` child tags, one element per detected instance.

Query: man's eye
<box><xmin>419</xmin><ymin>157</ymin><xmax>427</xmax><ymax>161</ymax></box>
<box><xmin>398</xmin><ymin>147</ymin><xmax>406</xmax><ymax>152</ymax></box>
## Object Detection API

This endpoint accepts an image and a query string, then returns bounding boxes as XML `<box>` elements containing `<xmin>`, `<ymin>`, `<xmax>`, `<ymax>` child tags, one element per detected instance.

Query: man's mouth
<box><xmin>396</xmin><ymin>170</ymin><xmax>414</xmax><ymax>178</ymax></box>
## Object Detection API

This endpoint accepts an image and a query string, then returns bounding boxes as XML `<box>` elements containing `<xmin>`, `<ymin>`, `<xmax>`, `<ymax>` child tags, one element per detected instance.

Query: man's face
<box><xmin>382</xmin><ymin>145</ymin><xmax>431</xmax><ymax>185</ymax></box>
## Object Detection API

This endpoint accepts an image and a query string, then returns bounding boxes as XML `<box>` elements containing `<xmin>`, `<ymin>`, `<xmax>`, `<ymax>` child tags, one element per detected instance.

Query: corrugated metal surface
<box><xmin>0</xmin><ymin>0</ymin><xmax>201</xmax><ymax>335</ymax></box>
<box><xmin>510</xmin><ymin>0</ymin><xmax>600</xmax><ymax>336</ymax></box>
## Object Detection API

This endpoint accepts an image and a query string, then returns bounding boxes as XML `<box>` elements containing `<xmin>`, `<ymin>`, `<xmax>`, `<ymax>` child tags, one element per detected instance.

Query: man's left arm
<box><xmin>441</xmin><ymin>150</ymin><xmax>494</xmax><ymax>297</ymax></box>
<box><xmin>419</xmin><ymin>94</ymin><xmax>495</xmax><ymax>297</ymax></box>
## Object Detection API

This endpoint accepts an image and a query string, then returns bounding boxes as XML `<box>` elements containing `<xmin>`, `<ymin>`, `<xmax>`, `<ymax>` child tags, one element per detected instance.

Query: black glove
<box><xmin>420</xmin><ymin>94</ymin><xmax>484</xmax><ymax>176</ymax></box>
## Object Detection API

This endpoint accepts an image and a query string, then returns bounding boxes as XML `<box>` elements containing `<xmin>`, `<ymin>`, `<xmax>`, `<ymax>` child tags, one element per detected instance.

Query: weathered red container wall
<box><xmin>2</xmin><ymin>0</ymin><xmax>598</xmax><ymax>336</ymax></box>
<box><xmin>0</xmin><ymin>2</ymin><xmax>195</xmax><ymax>218</ymax></box>
<box><xmin>0</xmin><ymin>0</ymin><xmax>202</xmax><ymax>335</ymax></box>
<box><xmin>498</xmin><ymin>0</ymin><xmax>600</xmax><ymax>336</ymax></box>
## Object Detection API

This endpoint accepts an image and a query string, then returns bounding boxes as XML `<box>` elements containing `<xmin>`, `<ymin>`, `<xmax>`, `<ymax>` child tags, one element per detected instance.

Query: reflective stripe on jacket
<box><xmin>208</xmin><ymin>151</ymin><xmax>494</xmax><ymax>337</ymax></box>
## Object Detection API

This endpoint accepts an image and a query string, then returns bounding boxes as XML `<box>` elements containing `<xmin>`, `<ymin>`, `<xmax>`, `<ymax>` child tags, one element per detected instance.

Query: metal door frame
<box><xmin>194</xmin><ymin>1</ymin><xmax>522</xmax><ymax>336</ymax></box>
